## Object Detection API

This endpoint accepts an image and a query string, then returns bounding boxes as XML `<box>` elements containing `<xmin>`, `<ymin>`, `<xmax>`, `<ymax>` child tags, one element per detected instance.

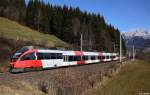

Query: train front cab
<box><xmin>10</xmin><ymin>49</ymin><xmax>42</xmax><ymax>70</ymax></box>
<box><xmin>10</xmin><ymin>49</ymin><xmax>64</xmax><ymax>70</ymax></box>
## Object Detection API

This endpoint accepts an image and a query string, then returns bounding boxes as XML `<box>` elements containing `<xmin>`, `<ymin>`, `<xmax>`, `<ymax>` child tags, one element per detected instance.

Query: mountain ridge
<box><xmin>122</xmin><ymin>29</ymin><xmax>150</xmax><ymax>49</ymax></box>
<box><xmin>122</xmin><ymin>29</ymin><xmax>150</xmax><ymax>39</ymax></box>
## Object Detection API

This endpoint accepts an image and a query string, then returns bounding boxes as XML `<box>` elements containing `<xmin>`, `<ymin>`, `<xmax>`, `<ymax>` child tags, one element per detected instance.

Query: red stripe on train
<box><xmin>77</xmin><ymin>61</ymin><xmax>85</xmax><ymax>65</ymax></box>
<box><xmin>99</xmin><ymin>53</ymin><xmax>103</xmax><ymax>62</ymax></box>
<box><xmin>75</xmin><ymin>51</ymin><xmax>84</xmax><ymax>56</ymax></box>
<box><xmin>100</xmin><ymin>59</ymin><xmax>104</xmax><ymax>62</ymax></box>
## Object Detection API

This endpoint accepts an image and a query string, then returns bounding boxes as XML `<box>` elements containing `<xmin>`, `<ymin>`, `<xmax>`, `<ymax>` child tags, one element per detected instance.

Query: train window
<box><xmin>110</xmin><ymin>56</ymin><xmax>115</xmax><ymax>59</ymax></box>
<box><xmin>64</xmin><ymin>56</ymin><xmax>81</xmax><ymax>62</ymax></box>
<box><xmin>106</xmin><ymin>56</ymin><xmax>109</xmax><ymax>59</ymax></box>
<box><xmin>57</xmin><ymin>53</ymin><xmax>63</xmax><ymax>59</ymax></box>
<box><xmin>78</xmin><ymin>56</ymin><xmax>81</xmax><ymax>61</ymax></box>
<box><xmin>37</xmin><ymin>53</ymin><xmax>42</xmax><ymax>59</ymax></box>
<box><xmin>37</xmin><ymin>53</ymin><xmax>43</xmax><ymax>59</ymax></box>
<box><xmin>83</xmin><ymin>56</ymin><xmax>88</xmax><ymax>60</ymax></box>
<box><xmin>98</xmin><ymin>56</ymin><xmax>102</xmax><ymax>60</ymax></box>
<box><xmin>45</xmin><ymin>53</ymin><xmax>51</xmax><ymax>59</ymax></box>
<box><xmin>37</xmin><ymin>53</ymin><xmax>62</xmax><ymax>60</ymax></box>
<box><xmin>68</xmin><ymin>56</ymin><xmax>74</xmax><ymax>61</ymax></box>
<box><xmin>51</xmin><ymin>53</ymin><xmax>57</xmax><ymax>59</ymax></box>
<box><xmin>102</xmin><ymin>56</ymin><xmax>105</xmax><ymax>59</ymax></box>
<box><xmin>21</xmin><ymin>52</ymin><xmax>36</xmax><ymax>61</ymax></box>
<box><xmin>37</xmin><ymin>53</ymin><xmax>50</xmax><ymax>59</ymax></box>
<box><xmin>91</xmin><ymin>56</ymin><xmax>96</xmax><ymax>60</ymax></box>
<box><xmin>74</xmin><ymin>56</ymin><xmax>81</xmax><ymax>61</ymax></box>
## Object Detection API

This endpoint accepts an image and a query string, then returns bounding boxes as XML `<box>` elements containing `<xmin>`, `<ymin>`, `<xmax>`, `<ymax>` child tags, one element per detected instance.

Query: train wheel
<box><xmin>8</xmin><ymin>65</ymin><xmax>13</xmax><ymax>72</ymax></box>
<box><xmin>10</xmin><ymin>68</ymin><xmax>25</xmax><ymax>73</ymax></box>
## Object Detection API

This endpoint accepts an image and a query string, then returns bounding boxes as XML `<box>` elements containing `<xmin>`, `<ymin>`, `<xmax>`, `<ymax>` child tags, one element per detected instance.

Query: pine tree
<box><xmin>0</xmin><ymin>0</ymin><xmax>126</xmax><ymax>52</ymax></box>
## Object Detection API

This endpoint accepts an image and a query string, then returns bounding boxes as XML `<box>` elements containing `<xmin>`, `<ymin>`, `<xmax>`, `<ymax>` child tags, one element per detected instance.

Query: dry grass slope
<box><xmin>0</xmin><ymin>17</ymin><xmax>68</xmax><ymax>47</ymax></box>
<box><xmin>0</xmin><ymin>81</ymin><xmax>47</xmax><ymax>95</ymax></box>
<box><xmin>90</xmin><ymin>60</ymin><xmax>150</xmax><ymax>95</ymax></box>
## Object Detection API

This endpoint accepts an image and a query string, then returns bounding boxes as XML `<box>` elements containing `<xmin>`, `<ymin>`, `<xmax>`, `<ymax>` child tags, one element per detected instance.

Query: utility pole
<box><xmin>132</xmin><ymin>39</ymin><xmax>135</xmax><ymax>61</ymax></box>
<box><xmin>128</xmin><ymin>50</ymin><xmax>131</xmax><ymax>59</ymax></box>
<box><xmin>80</xmin><ymin>33</ymin><xmax>83</xmax><ymax>61</ymax></box>
<box><xmin>114</xmin><ymin>43</ymin><xmax>116</xmax><ymax>53</ymax></box>
<box><xmin>120</xmin><ymin>33</ymin><xmax>122</xmax><ymax>62</ymax></box>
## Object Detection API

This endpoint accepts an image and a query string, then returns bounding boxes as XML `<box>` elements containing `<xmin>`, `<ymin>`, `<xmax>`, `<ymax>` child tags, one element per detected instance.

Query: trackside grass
<box><xmin>89</xmin><ymin>60</ymin><xmax>150</xmax><ymax>95</ymax></box>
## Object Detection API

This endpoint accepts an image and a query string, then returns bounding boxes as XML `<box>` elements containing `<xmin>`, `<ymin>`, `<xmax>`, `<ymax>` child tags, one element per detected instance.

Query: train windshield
<box><xmin>11</xmin><ymin>47</ymin><xmax>30</xmax><ymax>62</ymax></box>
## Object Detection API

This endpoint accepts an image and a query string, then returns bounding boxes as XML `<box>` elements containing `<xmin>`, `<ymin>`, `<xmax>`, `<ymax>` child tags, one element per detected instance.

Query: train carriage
<box><xmin>10</xmin><ymin>47</ymin><xmax>119</xmax><ymax>73</ymax></box>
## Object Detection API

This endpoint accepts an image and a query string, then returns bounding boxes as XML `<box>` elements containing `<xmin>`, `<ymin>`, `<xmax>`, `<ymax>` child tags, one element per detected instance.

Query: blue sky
<box><xmin>25</xmin><ymin>0</ymin><xmax>150</xmax><ymax>32</ymax></box>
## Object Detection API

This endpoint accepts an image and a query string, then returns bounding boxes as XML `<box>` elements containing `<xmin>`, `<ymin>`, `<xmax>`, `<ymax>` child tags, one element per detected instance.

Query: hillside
<box><xmin>0</xmin><ymin>17</ymin><xmax>67</xmax><ymax>47</ymax></box>
<box><xmin>89</xmin><ymin>60</ymin><xmax>150</xmax><ymax>95</ymax></box>
<box><xmin>0</xmin><ymin>0</ymin><xmax>126</xmax><ymax>51</ymax></box>
<box><xmin>0</xmin><ymin>17</ymin><xmax>68</xmax><ymax>68</ymax></box>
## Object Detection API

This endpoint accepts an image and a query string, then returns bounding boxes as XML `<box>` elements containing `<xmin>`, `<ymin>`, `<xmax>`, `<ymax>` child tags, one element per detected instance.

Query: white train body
<box><xmin>10</xmin><ymin>49</ymin><xmax>119</xmax><ymax>70</ymax></box>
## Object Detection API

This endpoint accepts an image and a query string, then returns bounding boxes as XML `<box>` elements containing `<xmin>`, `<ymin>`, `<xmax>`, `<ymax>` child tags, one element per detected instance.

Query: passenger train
<box><xmin>10</xmin><ymin>46</ymin><xmax>119</xmax><ymax>72</ymax></box>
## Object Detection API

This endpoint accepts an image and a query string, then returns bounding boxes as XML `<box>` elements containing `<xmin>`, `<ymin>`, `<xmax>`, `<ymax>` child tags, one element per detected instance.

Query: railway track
<box><xmin>0</xmin><ymin>59</ymin><xmax>127</xmax><ymax>83</ymax></box>
<box><xmin>0</xmin><ymin>59</ymin><xmax>129</xmax><ymax>95</ymax></box>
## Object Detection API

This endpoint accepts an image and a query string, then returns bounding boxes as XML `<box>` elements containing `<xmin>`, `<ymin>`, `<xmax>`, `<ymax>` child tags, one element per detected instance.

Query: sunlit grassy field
<box><xmin>0</xmin><ymin>17</ymin><xmax>67</xmax><ymax>47</ymax></box>
<box><xmin>90</xmin><ymin>60</ymin><xmax>150</xmax><ymax>95</ymax></box>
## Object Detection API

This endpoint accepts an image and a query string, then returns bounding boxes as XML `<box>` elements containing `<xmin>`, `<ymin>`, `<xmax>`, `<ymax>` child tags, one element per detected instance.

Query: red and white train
<box><xmin>10</xmin><ymin>47</ymin><xmax>119</xmax><ymax>72</ymax></box>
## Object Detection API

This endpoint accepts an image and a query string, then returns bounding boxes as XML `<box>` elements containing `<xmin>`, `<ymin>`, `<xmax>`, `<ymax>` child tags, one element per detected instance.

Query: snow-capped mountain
<box><xmin>122</xmin><ymin>29</ymin><xmax>150</xmax><ymax>49</ymax></box>
<box><xmin>122</xmin><ymin>29</ymin><xmax>150</xmax><ymax>39</ymax></box>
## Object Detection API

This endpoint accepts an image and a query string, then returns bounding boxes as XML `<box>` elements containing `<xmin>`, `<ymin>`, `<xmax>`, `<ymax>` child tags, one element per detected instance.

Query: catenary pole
<box><xmin>120</xmin><ymin>32</ymin><xmax>122</xmax><ymax>62</ymax></box>
<box><xmin>133</xmin><ymin>39</ymin><xmax>135</xmax><ymax>61</ymax></box>
<box><xmin>81</xmin><ymin>34</ymin><xmax>83</xmax><ymax>61</ymax></box>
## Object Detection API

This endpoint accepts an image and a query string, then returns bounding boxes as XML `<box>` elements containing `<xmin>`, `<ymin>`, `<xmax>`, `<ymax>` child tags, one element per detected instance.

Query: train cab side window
<box><xmin>21</xmin><ymin>52</ymin><xmax>36</xmax><ymax>61</ymax></box>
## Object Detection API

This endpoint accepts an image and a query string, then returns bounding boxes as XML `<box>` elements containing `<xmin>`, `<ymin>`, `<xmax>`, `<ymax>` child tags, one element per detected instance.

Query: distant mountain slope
<box><xmin>0</xmin><ymin>17</ymin><xmax>68</xmax><ymax>47</ymax></box>
<box><xmin>122</xmin><ymin>29</ymin><xmax>150</xmax><ymax>49</ymax></box>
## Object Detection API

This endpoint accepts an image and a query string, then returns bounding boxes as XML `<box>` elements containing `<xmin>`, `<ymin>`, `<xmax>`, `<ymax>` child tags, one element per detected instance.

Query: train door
<box><xmin>52</xmin><ymin>53</ymin><xmax>63</xmax><ymax>67</ymax></box>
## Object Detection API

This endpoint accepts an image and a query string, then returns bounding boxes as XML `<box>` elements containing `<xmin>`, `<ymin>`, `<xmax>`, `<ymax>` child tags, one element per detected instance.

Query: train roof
<box><xmin>17</xmin><ymin>48</ymin><xmax>118</xmax><ymax>56</ymax></box>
